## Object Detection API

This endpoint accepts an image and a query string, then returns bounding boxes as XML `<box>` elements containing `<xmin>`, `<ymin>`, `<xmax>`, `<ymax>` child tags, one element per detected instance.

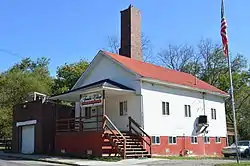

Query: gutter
<box><xmin>140</xmin><ymin>77</ymin><xmax>230</xmax><ymax>98</ymax></box>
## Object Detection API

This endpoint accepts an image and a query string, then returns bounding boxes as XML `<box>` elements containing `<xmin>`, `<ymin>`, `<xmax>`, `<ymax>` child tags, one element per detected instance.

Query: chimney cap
<box><xmin>120</xmin><ymin>4</ymin><xmax>138</xmax><ymax>12</ymax></box>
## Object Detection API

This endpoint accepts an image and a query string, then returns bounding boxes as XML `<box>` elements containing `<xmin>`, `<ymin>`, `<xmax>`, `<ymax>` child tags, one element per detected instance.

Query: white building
<box><xmin>51</xmin><ymin>5</ymin><xmax>228</xmax><ymax>157</ymax></box>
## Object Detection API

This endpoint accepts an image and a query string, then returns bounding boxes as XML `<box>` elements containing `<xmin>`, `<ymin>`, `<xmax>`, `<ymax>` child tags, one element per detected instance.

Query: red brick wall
<box><xmin>55</xmin><ymin>131</ymin><xmax>103</xmax><ymax>157</ymax></box>
<box><xmin>145</xmin><ymin>136</ymin><xmax>226</xmax><ymax>156</ymax></box>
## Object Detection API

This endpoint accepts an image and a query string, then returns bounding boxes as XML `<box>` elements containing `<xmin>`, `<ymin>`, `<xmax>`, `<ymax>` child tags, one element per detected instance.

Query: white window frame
<box><xmin>211</xmin><ymin>108</ymin><xmax>217</xmax><ymax>120</ymax></box>
<box><xmin>191</xmin><ymin>136</ymin><xmax>198</xmax><ymax>144</ymax></box>
<box><xmin>204</xmin><ymin>136</ymin><xmax>210</xmax><ymax>144</ymax></box>
<box><xmin>215</xmin><ymin>137</ymin><xmax>221</xmax><ymax>143</ymax></box>
<box><xmin>162</xmin><ymin>101</ymin><xmax>170</xmax><ymax>115</ymax></box>
<box><xmin>119</xmin><ymin>101</ymin><xmax>128</xmax><ymax>116</ymax></box>
<box><xmin>168</xmin><ymin>136</ymin><xmax>177</xmax><ymax>145</ymax></box>
<box><xmin>185</xmin><ymin>105</ymin><xmax>191</xmax><ymax>117</ymax></box>
<box><xmin>152</xmin><ymin>136</ymin><xmax>160</xmax><ymax>145</ymax></box>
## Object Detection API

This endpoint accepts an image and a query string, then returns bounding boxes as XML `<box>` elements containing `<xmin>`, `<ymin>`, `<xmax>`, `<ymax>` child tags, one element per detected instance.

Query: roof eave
<box><xmin>140</xmin><ymin>77</ymin><xmax>230</xmax><ymax>98</ymax></box>
<box><xmin>101</xmin><ymin>50</ymin><xmax>141</xmax><ymax>78</ymax></box>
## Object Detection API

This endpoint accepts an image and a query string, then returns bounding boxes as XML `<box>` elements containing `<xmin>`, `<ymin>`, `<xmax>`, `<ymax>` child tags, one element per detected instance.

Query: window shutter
<box><xmin>120</xmin><ymin>102</ymin><xmax>123</xmax><ymax>116</ymax></box>
<box><xmin>188</xmin><ymin>105</ymin><xmax>191</xmax><ymax>117</ymax></box>
<box><xmin>162</xmin><ymin>102</ymin><xmax>165</xmax><ymax>115</ymax></box>
<box><xmin>124</xmin><ymin>101</ymin><xmax>127</xmax><ymax>115</ymax></box>
<box><xmin>214</xmin><ymin>109</ymin><xmax>216</xmax><ymax>120</ymax></box>
<box><xmin>156</xmin><ymin>136</ymin><xmax>160</xmax><ymax>143</ymax></box>
<box><xmin>184</xmin><ymin>105</ymin><xmax>187</xmax><ymax>117</ymax></box>
<box><xmin>166</xmin><ymin>102</ymin><xmax>169</xmax><ymax>115</ymax></box>
<box><xmin>211</xmin><ymin>108</ymin><xmax>213</xmax><ymax>119</ymax></box>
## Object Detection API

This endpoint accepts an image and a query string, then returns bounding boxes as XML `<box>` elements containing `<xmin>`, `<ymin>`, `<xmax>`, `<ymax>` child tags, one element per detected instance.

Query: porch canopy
<box><xmin>49</xmin><ymin>79</ymin><xmax>135</xmax><ymax>102</ymax></box>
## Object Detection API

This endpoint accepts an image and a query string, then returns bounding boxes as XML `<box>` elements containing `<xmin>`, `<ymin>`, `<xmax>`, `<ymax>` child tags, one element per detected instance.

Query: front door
<box><xmin>81</xmin><ymin>106</ymin><xmax>102</xmax><ymax>131</ymax></box>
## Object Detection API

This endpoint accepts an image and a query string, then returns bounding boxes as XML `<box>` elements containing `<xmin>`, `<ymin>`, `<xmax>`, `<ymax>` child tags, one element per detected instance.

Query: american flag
<box><xmin>221</xmin><ymin>0</ymin><xmax>228</xmax><ymax>56</ymax></box>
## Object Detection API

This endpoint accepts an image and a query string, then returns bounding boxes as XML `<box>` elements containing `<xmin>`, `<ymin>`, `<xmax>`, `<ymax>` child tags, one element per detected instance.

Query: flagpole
<box><xmin>227</xmin><ymin>51</ymin><xmax>240</xmax><ymax>163</ymax></box>
<box><xmin>220</xmin><ymin>0</ymin><xmax>239</xmax><ymax>162</ymax></box>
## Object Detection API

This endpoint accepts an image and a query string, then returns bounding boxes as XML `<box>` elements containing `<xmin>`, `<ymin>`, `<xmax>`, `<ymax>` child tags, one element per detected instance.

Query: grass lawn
<box><xmin>91</xmin><ymin>157</ymin><xmax>122</xmax><ymax>162</ymax></box>
<box><xmin>153</xmin><ymin>155</ymin><xmax>223</xmax><ymax>160</ymax></box>
<box><xmin>215</xmin><ymin>163</ymin><xmax>250</xmax><ymax>166</ymax></box>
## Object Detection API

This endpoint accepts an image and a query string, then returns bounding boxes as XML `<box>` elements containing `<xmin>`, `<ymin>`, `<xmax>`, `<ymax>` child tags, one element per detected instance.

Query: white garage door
<box><xmin>21</xmin><ymin>125</ymin><xmax>35</xmax><ymax>154</ymax></box>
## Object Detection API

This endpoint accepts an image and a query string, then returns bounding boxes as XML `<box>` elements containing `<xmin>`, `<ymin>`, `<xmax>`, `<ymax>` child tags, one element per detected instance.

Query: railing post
<box><xmin>79</xmin><ymin>116</ymin><xmax>83</xmax><ymax>132</ymax></box>
<box><xmin>79</xmin><ymin>94</ymin><xmax>82</xmax><ymax>132</ymax></box>
<box><xmin>149</xmin><ymin>138</ymin><xmax>152</xmax><ymax>157</ymax></box>
<box><xmin>128</xmin><ymin>117</ymin><xmax>131</xmax><ymax>133</ymax></box>
<box><xmin>123</xmin><ymin>139</ymin><xmax>126</xmax><ymax>159</ymax></box>
<box><xmin>102</xmin><ymin>116</ymin><xmax>107</xmax><ymax>132</ymax></box>
<box><xmin>67</xmin><ymin>120</ymin><xmax>70</xmax><ymax>132</ymax></box>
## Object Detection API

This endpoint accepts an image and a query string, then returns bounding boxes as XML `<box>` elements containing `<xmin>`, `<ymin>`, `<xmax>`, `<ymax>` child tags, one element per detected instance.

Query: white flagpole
<box><xmin>227</xmin><ymin>51</ymin><xmax>240</xmax><ymax>163</ymax></box>
<box><xmin>221</xmin><ymin>0</ymin><xmax>239</xmax><ymax>163</ymax></box>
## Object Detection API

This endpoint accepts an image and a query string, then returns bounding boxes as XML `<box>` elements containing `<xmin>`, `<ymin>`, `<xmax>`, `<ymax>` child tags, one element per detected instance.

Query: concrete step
<box><xmin>118</xmin><ymin>144</ymin><xmax>143</xmax><ymax>148</ymax></box>
<box><xmin>125</xmin><ymin>150</ymin><xmax>148</xmax><ymax>154</ymax></box>
<box><xmin>117</xmin><ymin>141</ymin><xmax>142</xmax><ymax>145</ymax></box>
<box><xmin>126</xmin><ymin>153</ymin><xmax>151</xmax><ymax>158</ymax></box>
<box><xmin>121</xmin><ymin>148</ymin><xmax>146</xmax><ymax>151</ymax></box>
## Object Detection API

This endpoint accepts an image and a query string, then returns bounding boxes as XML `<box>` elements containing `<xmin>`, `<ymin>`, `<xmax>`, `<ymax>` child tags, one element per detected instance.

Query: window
<box><xmin>152</xmin><ymin>136</ymin><xmax>160</xmax><ymax>144</ymax></box>
<box><xmin>191</xmin><ymin>136</ymin><xmax>198</xmax><ymax>144</ymax></box>
<box><xmin>211</xmin><ymin>108</ymin><xmax>217</xmax><ymax>119</ymax></box>
<box><xmin>204</xmin><ymin>136</ymin><xmax>210</xmax><ymax>144</ymax></box>
<box><xmin>120</xmin><ymin>101</ymin><xmax>128</xmax><ymax>116</ymax></box>
<box><xmin>184</xmin><ymin>105</ymin><xmax>191</xmax><ymax>117</ymax></box>
<box><xmin>162</xmin><ymin>102</ymin><xmax>170</xmax><ymax>115</ymax></box>
<box><xmin>215</xmin><ymin>137</ymin><xmax>221</xmax><ymax>143</ymax></box>
<box><xmin>85</xmin><ymin>107</ymin><xmax>91</xmax><ymax>119</ymax></box>
<box><xmin>168</xmin><ymin>136</ymin><xmax>177</xmax><ymax>144</ymax></box>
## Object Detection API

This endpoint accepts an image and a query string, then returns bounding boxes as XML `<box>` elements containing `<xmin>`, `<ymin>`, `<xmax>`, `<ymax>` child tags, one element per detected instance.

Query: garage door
<box><xmin>21</xmin><ymin>125</ymin><xmax>35</xmax><ymax>154</ymax></box>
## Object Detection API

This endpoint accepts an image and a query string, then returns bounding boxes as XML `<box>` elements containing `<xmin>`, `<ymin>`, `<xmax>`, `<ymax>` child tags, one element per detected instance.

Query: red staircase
<box><xmin>102</xmin><ymin>116</ymin><xmax>152</xmax><ymax>158</ymax></box>
<box><xmin>102</xmin><ymin>132</ymin><xmax>151</xmax><ymax>158</ymax></box>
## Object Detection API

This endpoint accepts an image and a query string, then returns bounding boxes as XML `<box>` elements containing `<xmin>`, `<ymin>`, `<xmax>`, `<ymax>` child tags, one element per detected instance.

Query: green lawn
<box><xmin>215</xmin><ymin>163</ymin><xmax>250</xmax><ymax>166</ymax></box>
<box><xmin>153</xmin><ymin>156</ymin><xmax>223</xmax><ymax>160</ymax></box>
<box><xmin>91</xmin><ymin>157</ymin><xmax>122</xmax><ymax>162</ymax></box>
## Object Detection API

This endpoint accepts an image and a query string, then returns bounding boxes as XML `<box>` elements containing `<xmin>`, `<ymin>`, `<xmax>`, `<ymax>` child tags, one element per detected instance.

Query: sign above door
<box><xmin>80</xmin><ymin>93</ymin><xmax>103</xmax><ymax>108</ymax></box>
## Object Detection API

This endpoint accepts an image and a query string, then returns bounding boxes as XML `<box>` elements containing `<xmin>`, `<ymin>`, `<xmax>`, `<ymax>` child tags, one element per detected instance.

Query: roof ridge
<box><xmin>103</xmin><ymin>50</ymin><xmax>197</xmax><ymax>77</ymax></box>
<box><xmin>101</xmin><ymin>50</ymin><xmax>228</xmax><ymax>96</ymax></box>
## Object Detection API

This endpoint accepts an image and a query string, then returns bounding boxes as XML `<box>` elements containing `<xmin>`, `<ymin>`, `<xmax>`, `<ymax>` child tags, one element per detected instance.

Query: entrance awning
<box><xmin>49</xmin><ymin>79</ymin><xmax>135</xmax><ymax>102</ymax></box>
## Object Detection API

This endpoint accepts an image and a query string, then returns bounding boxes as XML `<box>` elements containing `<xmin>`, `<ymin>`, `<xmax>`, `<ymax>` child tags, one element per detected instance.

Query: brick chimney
<box><xmin>119</xmin><ymin>5</ymin><xmax>143</xmax><ymax>61</ymax></box>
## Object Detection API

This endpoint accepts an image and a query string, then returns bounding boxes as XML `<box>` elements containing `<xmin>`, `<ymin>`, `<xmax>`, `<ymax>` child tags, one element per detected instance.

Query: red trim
<box><xmin>81</xmin><ymin>99</ymin><xmax>102</xmax><ymax>105</ymax></box>
<box><xmin>145</xmin><ymin>136</ymin><xmax>226</xmax><ymax>156</ymax></box>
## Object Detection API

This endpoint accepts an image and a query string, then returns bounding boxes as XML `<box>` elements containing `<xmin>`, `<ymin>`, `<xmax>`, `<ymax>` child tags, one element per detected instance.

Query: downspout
<box><xmin>202</xmin><ymin>92</ymin><xmax>206</xmax><ymax>156</ymax></box>
<box><xmin>139</xmin><ymin>80</ymin><xmax>146</xmax><ymax>149</ymax></box>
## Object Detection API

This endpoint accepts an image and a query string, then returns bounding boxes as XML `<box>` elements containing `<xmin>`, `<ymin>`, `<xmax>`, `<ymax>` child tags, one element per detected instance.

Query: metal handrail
<box><xmin>128</xmin><ymin>116</ymin><xmax>152</xmax><ymax>157</ymax></box>
<box><xmin>103</xmin><ymin>115</ymin><xmax>126</xmax><ymax>159</ymax></box>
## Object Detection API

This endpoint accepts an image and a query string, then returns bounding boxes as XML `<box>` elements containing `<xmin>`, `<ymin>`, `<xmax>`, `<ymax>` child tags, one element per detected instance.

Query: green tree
<box><xmin>158</xmin><ymin>38</ymin><xmax>250</xmax><ymax>139</ymax></box>
<box><xmin>52</xmin><ymin>60</ymin><xmax>89</xmax><ymax>95</ymax></box>
<box><xmin>0</xmin><ymin>57</ymin><xmax>53</xmax><ymax>138</ymax></box>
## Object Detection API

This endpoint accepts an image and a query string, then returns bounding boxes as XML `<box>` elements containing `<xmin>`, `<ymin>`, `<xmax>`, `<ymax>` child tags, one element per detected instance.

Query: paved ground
<box><xmin>0</xmin><ymin>155</ymin><xmax>65</xmax><ymax>166</ymax></box>
<box><xmin>138</xmin><ymin>159</ymin><xmax>244</xmax><ymax>166</ymax></box>
<box><xmin>0</xmin><ymin>152</ymin><xmax>249</xmax><ymax>166</ymax></box>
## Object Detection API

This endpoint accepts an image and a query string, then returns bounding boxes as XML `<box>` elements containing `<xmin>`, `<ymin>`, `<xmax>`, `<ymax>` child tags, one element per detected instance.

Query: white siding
<box><xmin>105</xmin><ymin>94</ymin><xmax>142</xmax><ymax>131</ymax></box>
<box><xmin>79</xmin><ymin>56</ymin><xmax>140</xmax><ymax>94</ymax></box>
<box><xmin>141</xmin><ymin>82</ymin><xmax>227</xmax><ymax>137</ymax></box>
<box><xmin>205</xmin><ymin>94</ymin><xmax>227</xmax><ymax>137</ymax></box>
<box><xmin>74</xmin><ymin>55</ymin><xmax>141</xmax><ymax>119</ymax></box>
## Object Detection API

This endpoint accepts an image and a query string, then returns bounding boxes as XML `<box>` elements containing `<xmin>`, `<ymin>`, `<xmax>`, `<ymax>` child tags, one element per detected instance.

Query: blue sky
<box><xmin>0</xmin><ymin>0</ymin><xmax>249</xmax><ymax>75</ymax></box>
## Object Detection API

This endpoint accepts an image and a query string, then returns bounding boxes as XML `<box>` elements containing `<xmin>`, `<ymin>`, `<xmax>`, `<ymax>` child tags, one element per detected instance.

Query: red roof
<box><xmin>103</xmin><ymin>51</ymin><xmax>228</xmax><ymax>95</ymax></box>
